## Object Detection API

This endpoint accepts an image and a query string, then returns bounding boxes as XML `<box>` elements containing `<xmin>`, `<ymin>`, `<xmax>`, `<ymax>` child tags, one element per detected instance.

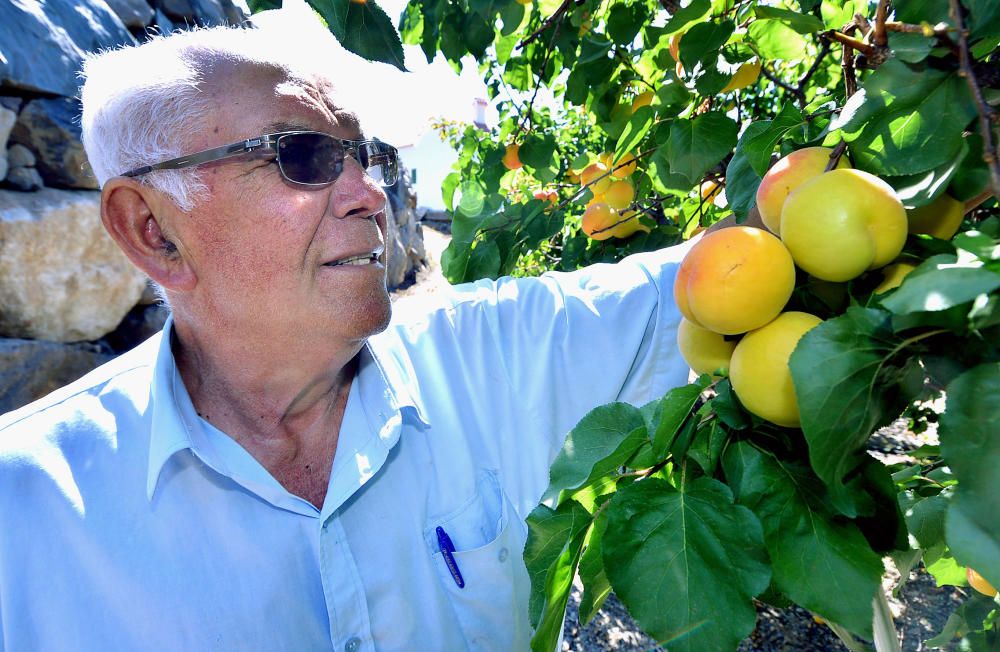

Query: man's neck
<box><xmin>170</xmin><ymin>320</ymin><xmax>362</xmax><ymax>508</ymax></box>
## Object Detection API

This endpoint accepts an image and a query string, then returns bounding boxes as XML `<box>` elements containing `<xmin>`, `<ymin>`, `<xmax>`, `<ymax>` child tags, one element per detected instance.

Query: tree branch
<box><xmin>873</xmin><ymin>0</ymin><xmax>890</xmax><ymax>47</ymax></box>
<box><xmin>950</xmin><ymin>0</ymin><xmax>1000</xmax><ymax>199</ymax></box>
<box><xmin>825</xmin><ymin>140</ymin><xmax>849</xmax><ymax>171</ymax></box>
<box><xmin>518</xmin><ymin>0</ymin><xmax>577</xmax><ymax>49</ymax></box>
<box><xmin>760</xmin><ymin>65</ymin><xmax>806</xmax><ymax>107</ymax></box>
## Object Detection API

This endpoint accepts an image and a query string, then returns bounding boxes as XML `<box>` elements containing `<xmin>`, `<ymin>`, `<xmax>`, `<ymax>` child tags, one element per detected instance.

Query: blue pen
<box><xmin>436</xmin><ymin>526</ymin><xmax>465</xmax><ymax>589</ymax></box>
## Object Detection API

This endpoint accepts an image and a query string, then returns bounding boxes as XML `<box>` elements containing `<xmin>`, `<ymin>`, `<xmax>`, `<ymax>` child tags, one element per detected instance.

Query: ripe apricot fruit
<box><xmin>631</xmin><ymin>91</ymin><xmax>654</xmax><ymax>113</ymax></box>
<box><xmin>502</xmin><ymin>143</ymin><xmax>522</xmax><ymax>170</ymax></box>
<box><xmin>874</xmin><ymin>262</ymin><xmax>917</xmax><ymax>294</ymax></box>
<box><xmin>780</xmin><ymin>169</ymin><xmax>908</xmax><ymax>282</ymax></box>
<box><xmin>581</xmin><ymin>162</ymin><xmax>612</xmax><ymax>195</ymax></box>
<box><xmin>967</xmin><ymin>568</ymin><xmax>998</xmax><ymax>597</ymax></box>
<box><xmin>720</xmin><ymin>59</ymin><xmax>761</xmax><ymax>93</ymax></box>
<box><xmin>582</xmin><ymin>203</ymin><xmax>648</xmax><ymax>240</ymax></box>
<box><xmin>756</xmin><ymin>147</ymin><xmax>850</xmax><ymax>234</ymax></box>
<box><xmin>907</xmin><ymin>193</ymin><xmax>965</xmax><ymax>240</ymax></box>
<box><xmin>611</xmin><ymin>152</ymin><xmax>638</xmax><ymax>178</ymax></box>
<box><xmin>729</xmin><ymin>311</ymin><xmax>823</xmax><ymax>428</ymax></box>
<box><xmin>673</xmin><ymin>226</ymin><xmax>796</xmax><ymax>335</ymax></box>
<box><xmin>605</xmin><ymin>180</ymin><xmax>635</xmax><ymax>210</ymax></box>
<box><xmin>677</xmin><ymin>318</ymin><xmax>737</xmax><ymax>376</ymax></box>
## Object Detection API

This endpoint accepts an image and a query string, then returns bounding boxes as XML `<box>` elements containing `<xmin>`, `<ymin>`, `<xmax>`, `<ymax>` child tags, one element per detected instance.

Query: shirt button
<box><xmin>345</xmin><ymin>636</ymin><xmax>361</xmax><ymax>652</ymax></box>
<box><xmin>498</xmin><ymin>547</ymin><xmax>508</xmax><ymax>563</ymax></box>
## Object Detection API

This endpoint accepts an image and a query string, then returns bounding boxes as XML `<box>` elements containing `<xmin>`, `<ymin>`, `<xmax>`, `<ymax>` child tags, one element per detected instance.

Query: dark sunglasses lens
<box><xmin>362</xmin><ymin>141</ymin><xmax>399</xmax><ymax>187</ymax></box>
<box><xmin>277</xmin><ymin>133</ymin><xmax>342</xmax><ymax>185</ymax></box>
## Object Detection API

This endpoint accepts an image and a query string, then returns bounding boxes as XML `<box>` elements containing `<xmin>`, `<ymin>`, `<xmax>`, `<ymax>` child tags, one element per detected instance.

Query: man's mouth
<box><xmin>324</xmin><ymin>246</ymin><xmax>385</xmax><ymax>267</ymax></box>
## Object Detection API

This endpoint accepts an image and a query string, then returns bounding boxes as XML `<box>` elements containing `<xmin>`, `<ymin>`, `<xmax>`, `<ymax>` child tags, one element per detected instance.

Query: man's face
<box><xmin>172</xmin><ymin>63</ymin><xmax>392</xmax><ymax>350</ymax></box>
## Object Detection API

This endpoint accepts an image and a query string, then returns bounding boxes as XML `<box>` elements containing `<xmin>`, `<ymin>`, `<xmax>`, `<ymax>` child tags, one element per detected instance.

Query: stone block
<box><xmin>0</xmin><ymin>338</ymin><xmax>116</xmax><ymax>415</ymax></box>
<box><xmin>11</xmin><ymin>98</ymin><xmax>98</xmax><ymax>189</ymax></box>
<box><xmin>0</xmin><ymin>188</ymin><xmax>148</xmax><ymax>342</ymax></box>
<box><xmin>105</xmin><ymin>0</ymin><xmax>155</xmax><ymax>29</ymax></box>
<box><xmin>0</xmin><ymin>0</ymin><xmax>135</xmax><ymax>97</ymax></box>
<box><xmin>6</xmin><ymin>144</ymin><xmax>35</xmax><ymax>168</ymax></box>
<box><xmin>0</xmin><ymin>106</ymin><xmax>15</xmax><ymax>150</ymax></box>
<box><xmin>4</xmin><ymin>167</ymin><xmax>43</xmax><ymax>191</ymax></box>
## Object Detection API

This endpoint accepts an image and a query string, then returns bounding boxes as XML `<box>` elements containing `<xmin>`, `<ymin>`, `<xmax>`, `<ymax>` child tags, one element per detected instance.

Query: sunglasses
<box><xmin>120</xmin><ymin>131</ymin><xmax>399</xmax><ymax>187</ymax></box>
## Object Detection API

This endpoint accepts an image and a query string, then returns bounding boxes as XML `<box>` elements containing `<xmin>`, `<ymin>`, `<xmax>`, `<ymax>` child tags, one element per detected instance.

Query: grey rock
<box><xmin>102</xmin><ymin>303</ymin><xmax>169</xmax><ymax>354</ymax></box>
<box><xmin>0</xmin><ymin>338</ymin><xmax>116</xmax><ymax>415</ymax></box>
<box><xmin>219</xmin><ymin>0</ymin><xmax>250</xmax><ymax>25</ymax></box>
<box><xmin>0</xmin><ymin>97</ymin><xmax>22</xmax><ymax>113</ymax></box>
<box><xmin>104</xmin><ymin>0</ymin><xmax>155</xmax><ymax>29</ymax></box>
<box><xmin>0</xmin><ymin>158</ymin><xmax>6</xmax><ymax>184</ymax></box>
<box><xmin>153</xmin><ymin>9</ymin><xmax>179</xmax><ymax>34</ymax></box>
<box><xmin>0</xmin><ymin>107</ymin><xmax>15</xmax><ymax>151</ymax></box>
<box><xmin>10</xmin><ymin>98</ymin><xmax>98</xmax><ymax>189</ymax></box>
<box><xmin>0</xmin><ymin>0</ymin><xmax>135</xmax><ymax>97</ymax></box>
<box><xmin>190</xmin><ymin>0</ymin><xmax>228</xmax><ymax>26</ymax></box>
<box><xmin>6</xmin><ymin>144</ymin><xmax>35</xmax><ymax>168</ymax></box>
<box><xmin>4</xmin><ymin>166</ymin><xmax>43</xmax><ymax>191</ymax></box>
<box><xmin>154</xmin><ymin>0</ymin><xmax>195</xmax><ymax>21</ymax></box>
<box><xmin>382</xmin><ymin>163</ymin><xmax>426</xmax><ymax>289</ymax></box>
<box><xmin>0</xmin><ymin>188</ymin><xmax>148</xmax><ymax>342</ymax></box>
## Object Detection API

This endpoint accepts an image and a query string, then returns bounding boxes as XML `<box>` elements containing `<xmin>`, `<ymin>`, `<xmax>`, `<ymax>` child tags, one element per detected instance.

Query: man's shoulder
<box><xmin>0</xmin><ymin>333</ymin><xmax>160</xmax><ymax>465</ymax></box>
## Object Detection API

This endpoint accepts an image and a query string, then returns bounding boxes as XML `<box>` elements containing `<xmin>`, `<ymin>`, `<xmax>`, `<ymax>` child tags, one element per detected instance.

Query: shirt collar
<box><xmin>146</xmin><ymin>317</ymin><xmax>430</xmax><ymax>501</ymax></box>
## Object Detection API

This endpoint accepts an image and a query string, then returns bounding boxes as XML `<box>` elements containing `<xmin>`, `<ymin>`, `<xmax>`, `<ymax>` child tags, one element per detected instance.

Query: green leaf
<box><xmin>679</xmin><ymin>20</ymin><xmax>735</xmax><ymax>71</ymax></box>
<box><xmin>881</xmin><ymin>264</ymin><xmax>1000</xmax><ymax>314</ymax></box>
<box><xmin>542</xmin><ymin>402</ymin><xmax>648</xmax><ymax>503</ymax></box>
<box><xmin>603</xmin><ymin>477</ymin><xmax>771</xmax><ymax>651</ymax></box>
<box><xmin>607</xmin><ymin>2</ymin><xmax>648</xmax><ymax>45</ymax></box>
<box><xmin>577</xmin><ymin>508</ymin><xmax>612</xmax><ymax>624</ymax></box>
<box><xmin>665</xmin><ymin>112</ymin><xmax>738</xmax><ymax>185</ymax></box>
<box><xmin>949</xmin><ymin>133</ymin><xmax>992</xmax><ymax>201</ymax></box>
<box><xmin>465</xmin><ymin>238</ymin><xmax>501</xmax><ymax>280</ymax></box>
<box><xmin>723</xmin><ymin>443</ymin><xmax>882</xmax><ymax>638</ymax></box>
<box><xmin>893</xmin><ymin>0</ymin><xmax>950</xmax><ymax>25</ymax></box>
<box><xmin>901</xmin><ymin>489</ymin><xmax>951</xmax><ymax>550</ymax></box>
<box><xmin>462</xmin><ymin>11</ymin><xmax>494</xmax><ymax>61</ymax></box>
<box><xmin>711</xmin><ymin>378</ymin><xmax>752</xmax><ymax>429</ymax></box>
<box><xmin>884</xmin><ymin>139</ymin><xmax>967</xmax><ymax>209</ymax></box>
<box><xmin>821</xmin><ymin>0</ymin><xmax>868</xmax><ymax>29</ymax></box>
<box><xmin>614</xmin><ymin>106</ymin><xmax>654</xmax><ymax>166</ymax></box>
<box><xmin>742</xmin><ymin>103</ymin><xmax>805</xmax><ymax>176</ymax></box>
<box><xmin>753</xmin><ymin>6</ymin><xmax>824</xmax><ymax>32</ymax></box>
<box><xmin>790</xmin><ymin>307</ymin><xmax>921</xmax><ymax>515</ymax></box>
<box><xmin>687</xmin><ymin>418</ymin><xmax>728</xmax><ymax>475</ymax></box>
<box><xmin>651</xmin><ymin>379</ymin><xmax>708</xmax><ymax>459</ymax></box>
<box><xmin>831</xmin><ymin>60</ymin><xmax>978</xmax><ymax>176</ymax></box>
<box><xmin>521</xmin><ymin>133</ymin><xmax>560</xmax><ymax>182</ymax></box>
<box><xmin>308</xmin><ymin>0</ymin><xmax>407</xmax><ymax>71</ymax></box>
<box><xmin>888</xmin><ymin>31</ymin><xmax>933</xmax><ymax>63</ymax></box>
<box><xmin>663</xmin><ymin>0</ymin><xmax>711</xmax><ymax>34</ymax></box>
<box><xmin>966</xmin><ymin>0</ymin><xmax>1000</xmax><ymax>40</ymax></box>
<box><xmin>941</xmin><ymin>363</ymin><xmax>1000</xmax><ymax>592</ymax></box>
<box><xmin>524</xmin><ymin>500</ymin><xmax>593</xmax><ymax>628</ymax></box>
<box><xmin>725</xmin><ymin>121</ymin><xmax>770</xmax><ymax>220</ymax></box>
<box><xmin>748</xmin><ymin>19</ymin><xmax>809</xmax><ymax>60</ymax></box>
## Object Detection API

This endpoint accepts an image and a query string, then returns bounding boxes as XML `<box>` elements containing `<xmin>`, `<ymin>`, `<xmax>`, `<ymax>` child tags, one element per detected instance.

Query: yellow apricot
<box><xmin>605</xmin><ymin>180</ymin><xmax>635</xmax><ymax>210</ymax></box>
<box><xmin>582</xmin><ymin>202</ymin><xmax>617</xmax><ymax>240</ymax></box>
<box><xmin>632</xmin><ymin>91</ymin><xmax>654</xmax><ymax>113</ymax></box>
<box><xmin>968</xmin><ymin>568</ymin><xmax>998</xmax><ymax>597</ymax></box>
<box><xmin>673</xmin><ymin>226</ymin><xmax>796</xmax><ymax>335</ymax></box>
<box><xmin>907</xmin><ymin>194</ymin><xmax>965</xmax><ymax>240</ymax></box>
<box><xmin>756</xmin><ymin>147</ymin><xmax>850</xmax><ymax>234</ymax></box>
<box><xmin>581</xmin><ymin>162</ymin><xmax>612</xmax><ymax>195</ymax></box>
<box><xmin>611</xmin><ymin>152</ymin><xmax>638</xmax><ymax>178</ymax></box>
<box><xmin>729</xmin><ymin>311</ymin><xmax>823</xmax><ymax>428</ymax></box>
<box><xmin>874</xmin><ymin>262</ymin><xmax>917</xmax><ymax>294</ymax></box>
<box><xmin>720</xmin><ymin>59</ymin><xmax>761</xmax><ymax>93</ymax></box>
<box><xmin>502</xmin><ymin>143</ymin><xmax>522</xmax><ymax>170</ymax></box>
<box><xmin>677</xmin><ymin>318</ymin><xmax>738</xmax><ymax>376</ymax></box>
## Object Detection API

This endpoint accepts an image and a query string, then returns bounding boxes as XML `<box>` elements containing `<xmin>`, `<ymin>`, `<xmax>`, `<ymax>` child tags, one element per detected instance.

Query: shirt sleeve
<box><xmin>449</xmin><ymin>240</ymin><xmax>696</xmax><ymax>474</ymax></box>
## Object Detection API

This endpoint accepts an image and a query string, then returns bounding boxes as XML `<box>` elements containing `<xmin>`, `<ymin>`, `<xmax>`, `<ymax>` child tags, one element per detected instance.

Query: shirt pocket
<box><xmin>424</xmin><ymin>468</ymin><xmax>531</xmax><ymax>652</ymax></box>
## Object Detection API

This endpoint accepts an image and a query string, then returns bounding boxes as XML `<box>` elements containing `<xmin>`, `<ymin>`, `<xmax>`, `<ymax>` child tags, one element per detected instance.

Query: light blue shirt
<box><xmin>0</xmin><ymin>244</ymin><xmax>692</xmax><ymax>651</ymax></box>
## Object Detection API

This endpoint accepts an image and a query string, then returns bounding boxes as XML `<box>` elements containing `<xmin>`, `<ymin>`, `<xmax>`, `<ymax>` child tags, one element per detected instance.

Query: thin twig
<box><xmin>515</xmin><ymin>15</ymin><xmax>564</xmax><ymax>137</ymax></box>
<box><xmin>873</xmin><ymin>0</ymin><xmax>890</xmax><ymax>46</ymax></box>
<box><xmin>964</xmin><ymin>189</ymin><xmax>996</xmax><ymax>213</ymax></box>
<box><xmin>518</xmin><ymin>0</ymin><xmax>575</xmax><ymax>49</ymax></box>
<box><xmin>798</xmin><ymin>39</ymin><xmax>832</xmax><ymax>89</ymax></box>
<box><xmin>759</xmin><ymin>64</ymin><xmax>806</xmax><ymax>106</ymax></box>
<box><xmin>824</xmin><ymin>30</ymin><xmax>877</xmax><ymax>57</ymax></box>
<box><xmin>885</xmin><ymin>21</ymin><xmax>953</xmax><ymax>35</ymax></box>
<box><xmin>825</xmin><ymin>140</ymin><xmax>849</xmax><ymax>171</ymax></box>
<box><xmin>552</xmin><ymin>147</ymin><xmax>658</xmax><ymax>214</ymax></box>
<box><xmin>950</xmin><ymin>0</ymin><xmax>1000</xmax><ymax>199</ymax></box>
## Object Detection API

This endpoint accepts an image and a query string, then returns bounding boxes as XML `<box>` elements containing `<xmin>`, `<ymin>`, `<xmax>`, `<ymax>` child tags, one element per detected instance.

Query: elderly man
<box><xmin>0</xmin><ymin>20</ymin><xmax>691</xmax><ymax>652</ymax></box>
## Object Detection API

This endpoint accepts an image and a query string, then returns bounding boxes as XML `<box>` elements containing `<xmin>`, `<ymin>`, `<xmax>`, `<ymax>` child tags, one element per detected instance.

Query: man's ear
<box><xmin>101</xmin><ymin>177</ymin><xmax>197</xmax><ymax>292</ymax></box>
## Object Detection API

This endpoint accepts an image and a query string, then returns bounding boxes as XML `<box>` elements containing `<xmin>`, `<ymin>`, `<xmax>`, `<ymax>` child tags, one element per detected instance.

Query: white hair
<box><xmin>80</xmin><ymin>14</ymin><xmax>347</xmax><ymax>211</ymax></box>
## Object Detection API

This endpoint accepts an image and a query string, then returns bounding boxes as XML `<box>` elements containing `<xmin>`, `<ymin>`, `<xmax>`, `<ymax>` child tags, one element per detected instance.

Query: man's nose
<box><xmin>331</xmin><ymin>157</ymin><xmax>387</xmax><ymax>219</ymax></box>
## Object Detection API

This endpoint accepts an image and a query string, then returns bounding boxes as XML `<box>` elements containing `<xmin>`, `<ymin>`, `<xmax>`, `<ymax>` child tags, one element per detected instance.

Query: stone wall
<box><xmin>0</xmin><ymin>0</ymin><xmax>426</xmax><ymax>415</ymax></box>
